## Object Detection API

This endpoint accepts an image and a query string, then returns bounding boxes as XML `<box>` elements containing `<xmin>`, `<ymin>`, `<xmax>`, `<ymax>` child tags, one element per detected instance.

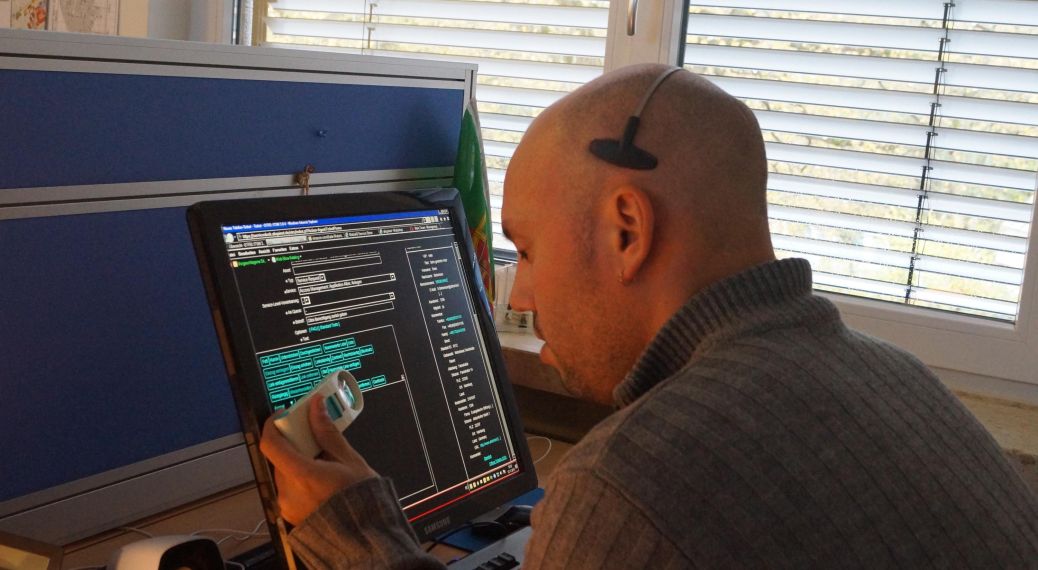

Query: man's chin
<box><xmin>539</xmin><ymin>347</ymin><xmax>613</xmax><ymax>405</ymax></box>
<box><xmin>539</xmin><ymin>344</ymin><xmax>573</xmax><ymax>388</ymax></box>
<box><xmin>539</xmin><ymin>345</ymin><xmax>585</xmax><ymax>399</ymax></box>
<box><xmin>539</xmin><ymin>343</ymin><xmax>558</xmax><ymax>369</ymax></box>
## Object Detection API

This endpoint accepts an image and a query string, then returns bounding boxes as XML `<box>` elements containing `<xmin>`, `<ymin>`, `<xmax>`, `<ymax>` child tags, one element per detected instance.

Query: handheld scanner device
<box><xmin>273</xmin><ymin>370</ymin><xmax>364</xmax><ymax>457</ymax></box>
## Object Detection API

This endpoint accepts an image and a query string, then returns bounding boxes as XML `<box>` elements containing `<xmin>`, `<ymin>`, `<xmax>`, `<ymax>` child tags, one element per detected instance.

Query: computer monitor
<box><xmin>188</xmin><ymin>188</ymin><xmax>537</xmax><ymax>567</ymax></box>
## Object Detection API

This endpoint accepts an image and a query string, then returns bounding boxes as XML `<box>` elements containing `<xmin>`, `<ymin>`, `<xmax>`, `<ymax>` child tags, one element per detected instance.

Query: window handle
<box><xmin>627</xmin><ymin>0</ymin><xmax>639</xmax><ymax>36</ymax></box>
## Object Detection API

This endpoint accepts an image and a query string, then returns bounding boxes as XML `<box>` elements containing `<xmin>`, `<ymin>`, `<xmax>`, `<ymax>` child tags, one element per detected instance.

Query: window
<box><xmin>260</xmin><ymin>0</ymin><xmax>611</xmax><ymax>256</ymax></box>
<box><xmin>682</xmin><ymin>1</ymin><xmax>1037</xmax><ymax>323</ymax></box>
<box><xmin>253</xmin><ymin>0</ymin><xmax>1038</xmax><ymax>389</ymax></box>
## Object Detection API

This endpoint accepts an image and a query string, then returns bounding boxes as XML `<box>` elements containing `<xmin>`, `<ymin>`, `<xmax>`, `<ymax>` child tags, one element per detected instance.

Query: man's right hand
<box><xmin>259</xmin><ymin>395</ymin><xmax>378</xmax><ymax>526</ymax></box>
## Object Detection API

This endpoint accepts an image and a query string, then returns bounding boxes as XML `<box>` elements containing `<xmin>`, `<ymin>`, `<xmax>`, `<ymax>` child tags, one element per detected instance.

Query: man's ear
<box><xmin>606</xmin><ymin>184</ymin><xmax>655</xmax><ymax>283</ymax></box>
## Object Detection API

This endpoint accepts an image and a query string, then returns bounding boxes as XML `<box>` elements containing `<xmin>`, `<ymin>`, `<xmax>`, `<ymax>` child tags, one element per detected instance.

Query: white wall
<box><xmin>146</xmin><ymin>0</ymin><xmax>191</xmax><ymax>40</ymax></box>
<box><xmin>110</xmin><ymin>0</ymin><xmax>231</xmax><ymax>42</ymax></box>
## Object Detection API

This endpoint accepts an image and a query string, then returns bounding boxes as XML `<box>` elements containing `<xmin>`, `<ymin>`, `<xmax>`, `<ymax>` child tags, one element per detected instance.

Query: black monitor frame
<box><xmin>187</xmin><ymin>189</ymin><xmax>536</xmax><ymax>568</ymax></box>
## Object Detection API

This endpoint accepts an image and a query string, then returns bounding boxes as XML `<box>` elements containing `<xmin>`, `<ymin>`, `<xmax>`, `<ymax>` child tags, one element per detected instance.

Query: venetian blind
<box><xmin>262</xmin><ymin>0</ymin><xmax>610</xmax><ymax>255</ymax></box>
<box><xmin>684</xmin><ymin>0</ymin><xmax>1038</xmax><ymax>321</ymax></box>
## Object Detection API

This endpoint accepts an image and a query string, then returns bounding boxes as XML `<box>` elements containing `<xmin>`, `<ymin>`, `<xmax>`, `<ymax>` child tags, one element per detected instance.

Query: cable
<box><xmin>633</xmin><ymin>67</ymin><xmax>682</xmax><ymax>118</ymax></box>
<box><xmin>64</xmin><ymin>525</ymin><xmax>152</xmax><ymax>568</ymax></box>
<box><xmin>527</xmin><ymin>435</ymin><xmax>552</xmax><ymax>464</ymax></box>
<box><xmin>224</xmin><ymin>560</ymin><xmax>246</xmax><ymax>570</ymax></box>
<box><xmin>191</xmin><ymin>518</ymin><xmax>267</xmax><ymax>545</ymax></box>
<box><xmin>588</xmin><ymin>67</ymin><xmax>683</xmax><ymax>170</ymax></box>
<box><xmin>117</xmin><ymin>525</ymin><xmax>153</xmax><ymax>538</ymax></box>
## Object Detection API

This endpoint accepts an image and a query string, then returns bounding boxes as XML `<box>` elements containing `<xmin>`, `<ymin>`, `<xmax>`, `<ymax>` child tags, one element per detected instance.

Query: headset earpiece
<box><xmin>587</xmin><ymin>67</ymin><xmax>683</xmax><ymax>171</ymax></box>
<box><xmin>589</xmin><ymin>116</ymin><xmax>658</xmax><ymax>170</ymax></box>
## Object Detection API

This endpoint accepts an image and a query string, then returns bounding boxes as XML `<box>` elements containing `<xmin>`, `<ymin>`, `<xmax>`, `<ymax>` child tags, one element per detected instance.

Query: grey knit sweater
<box><xmin>290</xmin><ymin>258</ymin><xmax>1038</xmax><ymax>568</ymax></box>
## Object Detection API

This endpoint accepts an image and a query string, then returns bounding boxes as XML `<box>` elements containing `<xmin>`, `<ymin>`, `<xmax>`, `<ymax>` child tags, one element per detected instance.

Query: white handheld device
<box><xmin>273</xmin><ymin>370</ymin><xmax>364</xmax><ymax>457</ymax></box>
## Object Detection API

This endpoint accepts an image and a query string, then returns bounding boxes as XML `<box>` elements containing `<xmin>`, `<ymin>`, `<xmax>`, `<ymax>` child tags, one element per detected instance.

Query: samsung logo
<box><xmin>424</xmin><ymin>516</ymin><xmax>451</xmax><ymax>535</ymax></box>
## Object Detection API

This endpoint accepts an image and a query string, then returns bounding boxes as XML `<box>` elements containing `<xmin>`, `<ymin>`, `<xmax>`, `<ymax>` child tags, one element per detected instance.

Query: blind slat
<box><xmin>689</xmin><ymin>14</ymin><xmax>946</xmax><ymax>51</ymax></box>
<box><xmin>685</xmin><ymin>44</ymin><xmax>942</xmax><ymax>86</ymax></box>
<box><xmin>688</xmin><ymin>1</ymin><xmax>1037</xmax><ymax>322</ymax></box>
<box><xmin>693</xmin><ymin>1</ymin><xmax>943</xmax><ymax>21</ymax></box>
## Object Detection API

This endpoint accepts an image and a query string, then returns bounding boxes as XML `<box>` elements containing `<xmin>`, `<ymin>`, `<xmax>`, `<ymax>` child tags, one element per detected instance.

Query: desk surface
<box><xmin>60</xmin><ymin>436</ymin><xmax>572</xmax><ymax>569</ymax></box>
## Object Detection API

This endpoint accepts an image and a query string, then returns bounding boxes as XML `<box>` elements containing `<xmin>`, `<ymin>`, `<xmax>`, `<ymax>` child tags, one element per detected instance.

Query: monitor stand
<box><xmin>447</xmin><ymin>526</ymin><xmax>531</xmax><ymax>569</ymax></box>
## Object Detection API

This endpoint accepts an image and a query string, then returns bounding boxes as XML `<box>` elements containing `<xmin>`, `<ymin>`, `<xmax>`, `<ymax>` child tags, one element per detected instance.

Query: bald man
<box><xmin>260</xmin><ymin>65</ymin><xmax>1038</xmax><ymax>568</ymax></box>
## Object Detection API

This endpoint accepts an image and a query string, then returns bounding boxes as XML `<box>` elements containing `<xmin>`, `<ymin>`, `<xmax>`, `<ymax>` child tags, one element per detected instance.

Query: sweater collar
<box><xmin>613</xmin><ymin>258</ymin><xmax>832</xmax><ymax>407</ymax></box>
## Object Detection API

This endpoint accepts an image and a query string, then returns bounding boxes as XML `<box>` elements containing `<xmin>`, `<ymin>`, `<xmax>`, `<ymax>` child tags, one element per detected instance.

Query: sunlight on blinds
<box><xmin>685</xmin><ymin>0</ymin><xmax>1038</xmax><ymax>321</ymax></box>
<box><xmin>264</xmin><ymin>0</ymin><xmax>610</xmax><ymax>254</ymax></box>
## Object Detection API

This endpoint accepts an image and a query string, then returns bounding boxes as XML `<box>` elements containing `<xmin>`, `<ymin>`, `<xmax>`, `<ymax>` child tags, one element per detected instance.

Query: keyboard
<box><xmin>447</xmin><ymin>526</ymin><xmax>531</xmax><ymax>569</ymax></box>
<box><xmin>232</xmin><ymin>525</ymin><xmax>531</xmax><ymax>569</ymax></box>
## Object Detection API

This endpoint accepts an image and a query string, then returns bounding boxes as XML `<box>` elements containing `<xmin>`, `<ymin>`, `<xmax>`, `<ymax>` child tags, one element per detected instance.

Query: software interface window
<box><xmin>221</xmin><ymin>209</ymin><xmax>519</xmax><ymax>522</ymax></box>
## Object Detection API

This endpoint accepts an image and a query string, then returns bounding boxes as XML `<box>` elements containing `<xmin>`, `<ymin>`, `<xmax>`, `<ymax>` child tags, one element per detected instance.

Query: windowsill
<box><xmin>954</xmin><ymin>392</ymin><xmax>1038</xmax><ymax>457</ymax></box>
<box><xmin>496</xmin><ymin>330</ymin><xmax>1038</xmax><ymax>493</ymax></box>
<box><xmin>498</xmin><ymin>331</ymin><xmax>544</xmax><ymax>355</ymax></box>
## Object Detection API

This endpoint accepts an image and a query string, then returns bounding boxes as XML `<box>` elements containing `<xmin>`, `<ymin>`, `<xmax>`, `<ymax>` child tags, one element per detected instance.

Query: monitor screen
<box><xmin>192</xmin><ymin>190</ymin><xmax>534</xmax><ymax>545</ymax></box>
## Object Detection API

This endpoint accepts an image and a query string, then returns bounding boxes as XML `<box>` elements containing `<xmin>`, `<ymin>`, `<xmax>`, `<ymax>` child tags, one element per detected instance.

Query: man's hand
<box><xmin>260</xmin><ymin>396</ymin><xmax>378</xmax><ymax>526</ymax></box>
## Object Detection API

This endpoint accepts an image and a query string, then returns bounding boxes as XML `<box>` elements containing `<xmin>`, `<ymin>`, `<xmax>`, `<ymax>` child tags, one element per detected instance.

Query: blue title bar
<box><xmin>222</xmin><ymin>209</ymin><xmax>443</xmax><ymax>234</ymax></box>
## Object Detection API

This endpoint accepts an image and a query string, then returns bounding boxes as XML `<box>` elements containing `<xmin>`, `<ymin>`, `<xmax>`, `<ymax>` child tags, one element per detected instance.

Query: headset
<box><xmin>588</xmin><ymin>66</ymin><xmax>683</xmax><ymax>170</ymax></box>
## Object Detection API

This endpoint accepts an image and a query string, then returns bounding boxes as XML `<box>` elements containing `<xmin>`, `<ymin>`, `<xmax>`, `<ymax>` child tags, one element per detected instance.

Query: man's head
<box><xmin>501</xmin><ymin>64</ymin><xmax>774</xmax><ymax>405</ymax></box>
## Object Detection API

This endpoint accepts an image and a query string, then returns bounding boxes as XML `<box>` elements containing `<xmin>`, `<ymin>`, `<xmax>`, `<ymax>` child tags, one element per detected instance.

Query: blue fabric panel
<box><xmin>0</xmin><ymin>207</ymin><xmax>241</xmax><ymax>500</ymax></box>
<box><xmin>0</xmin><ymin>70</ymin><xmax>463</xmax><ymax>189</ymax></box>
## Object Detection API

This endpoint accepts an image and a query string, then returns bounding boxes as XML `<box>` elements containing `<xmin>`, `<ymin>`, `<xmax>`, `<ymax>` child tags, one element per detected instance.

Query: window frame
<box><xmin>249</xmin><ymin>0</ymin><xmax>1038</xmax><ymax>396</ymax></box>
<box><xmin>648</xmin><ymin>1</ymin><xmax>1038</xmax><ymax>392</ymax></box>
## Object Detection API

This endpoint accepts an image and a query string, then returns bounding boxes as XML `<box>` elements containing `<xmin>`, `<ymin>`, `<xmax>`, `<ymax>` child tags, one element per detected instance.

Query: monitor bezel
<box><xmin>188</xmin><ymin>188</ymin><xmax>537</xmax><ymax>565</ymax></box>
